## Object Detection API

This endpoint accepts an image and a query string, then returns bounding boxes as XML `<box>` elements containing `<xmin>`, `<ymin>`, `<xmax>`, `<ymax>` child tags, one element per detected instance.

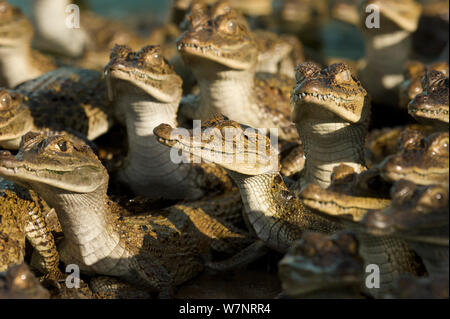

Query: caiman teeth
<box><xmin>291</xmin><ymin>92</ymin><xmax>352</xmax><ymax>105</ymax></box>
<box><xmin>408</xmin><ymin>107</ymin><xmax>449</xmax><ymax>117</ymax></box>
<box><xmin>177</xmin><ymin>42</ymin><xmax>222</xmax><ymax>57</ymax></box>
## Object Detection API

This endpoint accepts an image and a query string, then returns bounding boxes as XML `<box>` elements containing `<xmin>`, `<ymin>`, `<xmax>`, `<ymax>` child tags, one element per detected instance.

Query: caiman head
<box><xmin>177</xmin><ymin>11</ymin><xmax>258</xmax><ymax>71</ymax></box>
<box><xmin>399</xmin><ymin>61</ymin><xmax>448</xmax><ymax>109</ymax></box>
<box><xmin>104</xmin><ymin>44</ymin><xmax>183</xmax><ymax>103</ymax></box>
<box><xmin>0</xmin><ymin>132</ymin><xmax>107</xmax><ymax>194</ymax></box>
<box><xmin>358</xmin><ymin>0</ymin><xmax>422</xmax><ymax>35</ymax></box>
<box><xmin>362</xmin><ymin>180</ymin><xmax>449</xmax><ymax>245</ymax></box>
<box><xmin>291</xmin><ymin>62</ymin><xmax>370</xmax><ymax>124</ymax></box>
<box><xmin>0</xmin><ymin>89</ymin><xmax>33</xmax><ymax>149</ymax></box>
<box><xmin>380</xmin><ymin>130</ymin><xmax>449</xmax><ymax>186</ymax></box>
<box><xmin>299</xmin><ymin>164</ymin><xmax>391</xmax><ymax>222</ymax></box>
<box><xmin>0</xmin><ymin>1</ymin><xmax>34</xmax><ymax>48</ymax></box>
<box><xmin>278</xmin><ymin>231</ymin><xmax>364</xmax><ymax>297</ymax></box>
<box><xmin>153</xmin><ymin>115</ymin><xmax>279</xmax><ymax>176</ymax></box>
<box><xmin>408</xmin><ymin>70</ymin><xmax>449</xmax><ymax>129</ymax></box>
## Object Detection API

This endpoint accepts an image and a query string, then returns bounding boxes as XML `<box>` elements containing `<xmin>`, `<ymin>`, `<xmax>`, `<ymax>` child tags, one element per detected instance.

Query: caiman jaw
<box><xmin>408</xmin><ymin>71</ymin><xmax>449</xmax><ymax>125</ymax></box>
<box><xmin>291</xmin><ymin>63</ymin><xmax>369</xmax><ymax>124</ymax></box>
<box><xmin>0</xmin><ymin>133</ymin><xmax>107</xmax><ymax>193</ymax></box>
<box><xmin>104</xmin><ymin>45</ymin><xmax>183</xmax><ymax>104</ymax></box>
<box><xmin>154</xmin><ymin>117</ymin><xmax>280</xmax><ymax>176</ymax></box>
<box><xmin>176</xmin><ymin>12</ymin><xmax>258</xmax><ymax>70</ymax></box>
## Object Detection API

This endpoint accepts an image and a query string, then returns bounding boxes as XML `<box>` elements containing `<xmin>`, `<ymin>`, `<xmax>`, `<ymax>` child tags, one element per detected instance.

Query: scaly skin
<box><xmin>0</xmin><ymin>67</ymin><xmax>113</xmax><ymax>149</ymax></box>
<box><xmin>0</xmin><ymin>179</ymin><xmax>61</xmax><ymax>279</ymax></box>
<box><xmin>363</xmin><ymin>180</ymin><xmax>449</xmax><ymax>278</ymax></box>
<box><xmin>154</xmin><ymin>116</ymin><xmax>341</xmax><ymax>255</ymax></box>
<box><xmin>299</xmin><ymin>164</ymin><xmax>391</xmax><ymax>221</ymax></box>
<box><xmin>177</xmin><ymin>11</ymin><xmax>298</xmax><ymax>141</ymax></box>
<box><xmin>291</xmin><ymin>62</ymin><xmax>370</xmax><ymax>190</ymax></box>
<box><xmin>398</xmin><ymin>61</ymin><xmax>448</xmax><ymax>110</ymax></box>
<box><xmin>0</xmin><ymin>1</ymin><xmax>56</xmax><ymax>88</ymax></box>
<box><xmin>0</xmin><ymin>132</ymin><xmax>252</xmax><ymax>298</ymax></box>
<box><xmin>380</xmin><ymin>130</ymin><xmax>449</xmax><ymax>187</ymax></box>
<box><xmin>297</xmin><ymin>163</ymin><xmax>423</xmax><ymax>298</ymax></box>
<box><xmin>408</xmin><ymin>70</ymin><xmax>449</xmax><ymax>130</ymax></box>
<box><xmin>278</xmin><ymin>231</ymin><xmax>365</xmax><ymax>299</ymax></box>
<box><xmin>358</xmin><ymin>0</ymin><xmax>422</xmax><ymax>107</ymax></box>
<box><xmin>104</xmin><ymin>44</ymin><xmax>232</xmax><ymax>200</ymax></box>
<box><xmin>364</xmin><ymin>124</ymin><xmax>435</xmax><ymax>167</ymax></box>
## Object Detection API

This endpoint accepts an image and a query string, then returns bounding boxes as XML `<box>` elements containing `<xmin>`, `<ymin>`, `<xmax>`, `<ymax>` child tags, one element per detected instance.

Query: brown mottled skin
<box><xmin>0</xmin><ymin>67</ymin><xmax>112</xmax><ymax>149</ymax></box>
<box><xmin>0</xmin><ymin>132</ymin><xmax>252</xmax><ymax>298</ymax></box>
<box><xmin>364</xmin><ymin>124</ymin><xmax>435</xmax><ymax>168</ymax></box>
<box><xmin>177</xmin><ymin>11</ymin><xmax>298</xmax><ymax>141</ymax></box>
<box><xmin>408</xmin><ymin>70</ymin><xmax>449</xmax><ymax>130</ymax></box>
<box><xmin>0</xmin><ymin>1</ymin><xmax>56</xmax><ymax>88</ymax></box>
<box><xmin>104</xmin><ymin>44</ymin><xmax>232</xmax><ymax>200</ymax></box>
<box><xmin>299</xmin><ymin>164</ymin><xmax>391</xmax><ymax>221</ymax></box>
<box><xmin>363</xmin><ymin>180</ymin><xmax>449</xmax><ymax>278</ymax></box>
<box><xmin>182</xmin><ymin>0</ymin><xmax>303</xmax><ymax>77</ymax></box>
<box><xmin>297</xmin><ymin>165</ymin><xmax>423</xmax><ymax>297</ymax></box>
<box><xmin>279</xmin><ymin>231</ymin><xmax>365</xmax><ymax>299</ymax></box>
<box><xmin>154</xmin><ymin>115</ymin><xmax>341</xmax><ymax>259</ymax></box>
<box><xmin>291</xmin><ymin>62</ymin><xmax>370</xmax><ymax>190</ymax></box>
<box><xmin>398</xmin><ymin>61</ymin><xmax>448</xmax><ymax>110</ymax></box>
<box><xmin>380</xmin><ymin>130</ymin><xmax>449</xmax><ymax>187</ymax></box>
<box><xmin>0</xmin><ymin>178</ymin><xmax>61</xmax><ymax>279</ymax></box>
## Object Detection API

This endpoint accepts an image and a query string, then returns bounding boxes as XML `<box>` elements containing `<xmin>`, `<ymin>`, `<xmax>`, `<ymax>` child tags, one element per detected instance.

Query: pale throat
<box><xmin>194</xmin><ymin>63</ymin><xmax>258</xmax><ymax>121</ymax></box>
<box><xmin>0</xmin><ymin>44</ymin><xmax>41</xmax><ymax>87</ymax></box>
<box><xmin>297</xmin><ymin>116</ymin><xmax>367</xmax><ymax>189</ymax></box>
<box><xmin>31</xmin><ymin>182</ymin><xmax>125</xmax><ymax>268</ymax></box>
<box><xmin>118</xmin><ymin>90</ymin><xmax>180</xmax><ymax>171</ymax></box>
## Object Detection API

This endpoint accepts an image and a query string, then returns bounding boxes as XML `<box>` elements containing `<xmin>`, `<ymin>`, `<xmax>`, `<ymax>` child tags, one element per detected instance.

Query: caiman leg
<box><xmin>25</xmin><ymin>203</ymin><xmax>63</xmax><ymax>280</ymax></box>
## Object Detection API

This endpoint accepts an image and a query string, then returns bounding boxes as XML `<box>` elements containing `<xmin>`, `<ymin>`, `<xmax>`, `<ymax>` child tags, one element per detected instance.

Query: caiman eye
<box><xmin>144</xmin><ymin>50</ymin><xmax>163</xmax><ymax>66</ymax></box>
<box><xmin>336</xmin><ymin>69</ymin><xmax>353</xmax><ymax>82</ymax></box>
<box><xmin>223</xmin><ymin>20</ymin><xmax>237</xmax><ymax>34</ymax></box>
<box><xmin>57</xmin><ymin>141</ymin><xmax>68</xmax><ymax>152</ymax></box>
<box><xmin>0</xmin><ymin>92</ymin><xmax>12</xmax><ymax>111</ymax></box>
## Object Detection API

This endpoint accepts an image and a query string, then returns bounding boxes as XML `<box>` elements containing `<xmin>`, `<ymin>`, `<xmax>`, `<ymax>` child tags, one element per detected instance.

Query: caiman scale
<box><xmin>0</xmin><ymin>132</ymin><xmax>252</xmax><ymax>298</ymax></box>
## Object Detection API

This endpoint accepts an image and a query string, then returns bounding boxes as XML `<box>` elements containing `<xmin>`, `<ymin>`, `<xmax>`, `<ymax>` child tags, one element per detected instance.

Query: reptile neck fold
<box><xmin>0</xmin><ymin>45</ymin><xmax>43</xmax><ymax>88</ymax></box>
<box><xmin>192</xmin><ymin>64</ymin><xmax>259</xmax><ymax>125</ymax></box>
<box><xmin>118</xmin><ymin>91</ymin><xmax>204</xmax><ymax>200</ymax></box>
<box><xmin>227</xmin><ymin>171</ymin><xmax>339</xmax><ymax>252</ymax></box>
<box><xmin>32</xmin><ymin>182</ymin><xmax>130</xmax><ymax>275</ymax></box>
<box><xmin>297</xmin><ymin>118</ymin><xmax>367</xmax><ymax>189</ymax></box>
